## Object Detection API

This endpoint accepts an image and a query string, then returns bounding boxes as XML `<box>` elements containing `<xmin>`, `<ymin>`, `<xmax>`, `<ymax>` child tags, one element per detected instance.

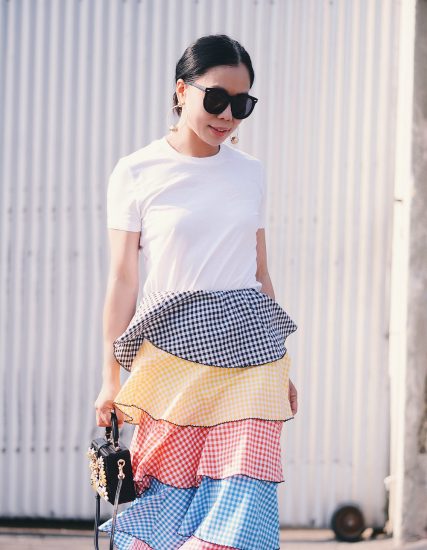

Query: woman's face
<box><xmin>176</xmin><ymin>63</ymin><xmax>252</xmax><ymax>146</ymax></box>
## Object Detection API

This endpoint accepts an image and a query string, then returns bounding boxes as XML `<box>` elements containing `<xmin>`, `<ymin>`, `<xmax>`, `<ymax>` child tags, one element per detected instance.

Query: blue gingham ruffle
<box><xmin>98</xmin><ymin>474</ymin><xmax>281</xmax><ymax>549</ymax></box>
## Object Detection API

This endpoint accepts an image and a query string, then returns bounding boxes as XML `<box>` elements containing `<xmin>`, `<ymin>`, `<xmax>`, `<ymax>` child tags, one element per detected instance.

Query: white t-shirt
<box><xmin>106</xmin><ymin>135</ymin><xmax>267</xmax><ymax>295</ymax></box>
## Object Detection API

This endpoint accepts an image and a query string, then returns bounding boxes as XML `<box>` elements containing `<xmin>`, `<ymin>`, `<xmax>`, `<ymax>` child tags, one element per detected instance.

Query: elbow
<box><xmin>108</xmin><ymin>272</ymin><xmax>139</xmax><ymax>295</ymax></box>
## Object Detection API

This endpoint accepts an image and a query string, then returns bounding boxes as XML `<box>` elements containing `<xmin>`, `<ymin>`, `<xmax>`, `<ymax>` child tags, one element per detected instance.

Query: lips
<box><xmin>209</xmin><ymin>125</ymin><xmax>230</xmax><ymax>134</ymax></box>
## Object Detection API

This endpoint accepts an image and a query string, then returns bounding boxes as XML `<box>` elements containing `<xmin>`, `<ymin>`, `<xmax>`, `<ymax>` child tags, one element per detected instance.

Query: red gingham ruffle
<box><xmin>130</xmin><ymin>534</ymin><xmax>239</xmax><ymax>549</ymax></box>
<box><xmin>129</xmin><ymin>409</ymin><xmax>285</xmax><ymax>495</ymax></box>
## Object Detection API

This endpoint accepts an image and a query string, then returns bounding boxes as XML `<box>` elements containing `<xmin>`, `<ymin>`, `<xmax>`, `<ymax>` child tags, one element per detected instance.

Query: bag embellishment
<box><xmin>87</xmin><ymin>447</ymin><xmax>109</xmax><ymax>501</ymax></box>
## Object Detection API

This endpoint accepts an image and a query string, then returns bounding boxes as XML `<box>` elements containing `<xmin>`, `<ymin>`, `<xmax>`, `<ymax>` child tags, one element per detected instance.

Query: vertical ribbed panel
<box><xmin>260</xmin><ymin>0</ymin><xmax>399</xmax><ymax>528</ymax></box>
<box><xmin>0</xmin><ymin>0</ymin><xmax>401</xmax><ymax>528</ymax></box>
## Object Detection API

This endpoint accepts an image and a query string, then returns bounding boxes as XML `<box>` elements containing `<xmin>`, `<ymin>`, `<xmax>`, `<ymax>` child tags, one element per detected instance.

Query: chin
<box><xmin>210</xmin><ymin>133</ymin><xmax>229</xmax><ymax>145</ymax></box>
<box><xmin>202</xmin><ymin>134</ymin><xmax>223</xmax><ymax>146</ymax></box>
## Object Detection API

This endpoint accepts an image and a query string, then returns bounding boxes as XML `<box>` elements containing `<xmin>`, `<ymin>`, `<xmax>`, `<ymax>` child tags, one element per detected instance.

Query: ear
<box><xmin>176</xmin><ymin>79</ymin><xmax>187</xmax><ymax>103</ymax></box>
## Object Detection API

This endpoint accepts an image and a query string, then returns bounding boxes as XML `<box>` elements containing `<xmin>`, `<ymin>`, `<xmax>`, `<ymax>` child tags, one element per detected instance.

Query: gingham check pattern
<box><xmin>98</xmin><ymin>289</ymin><xmax>295</xmax><ymax>549</ymax></box>
<box><xmin>113</xmin><ymin>339</ymin><xmax>294</xmax><ymax>427</ymax></box>
<box><xmin>129</xmin><ymin>410</ymin><xmax>287</xmax><ymax>495</ymax></box>
<box><xmin>113</xmin><ymin>288</ymin><xmax>298</xmax><ymax>372</ymax></box>
<box><xmin>130</xmin><ymin>536</ymin><xmax>238</xmax><ymax>549</ymax></box>
<box><xmin>180</xmin><ymin>537</ymin><xmax>239</xmax><ymax>549</ymax></box>
<box><xmin>98</xmin><ymin>476</ymin><xmax>281</xmax><ymax>550</ymax></box>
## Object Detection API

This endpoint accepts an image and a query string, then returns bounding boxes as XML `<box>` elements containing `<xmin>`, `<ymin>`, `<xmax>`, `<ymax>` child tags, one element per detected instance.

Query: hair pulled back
<box><xmin>172</xmin><ymin>34</ymin><xmax>255</xmax><ymax>117</ymax></box>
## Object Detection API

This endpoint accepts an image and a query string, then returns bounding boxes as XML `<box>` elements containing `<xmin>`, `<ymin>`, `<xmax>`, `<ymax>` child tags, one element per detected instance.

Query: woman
<box><xmin>94</xmin><ymin>33</ymin><xmax>298</xmax><ymax>550</ymax></box>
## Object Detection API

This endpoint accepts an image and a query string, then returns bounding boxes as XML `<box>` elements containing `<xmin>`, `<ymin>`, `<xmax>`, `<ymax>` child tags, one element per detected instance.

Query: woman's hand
<box><xmin>289</xmin><ymin>378</ymin><xmax>298</xmax><ymax>415</ymax></box>
<box><xmin>94</xmin><ymin>382</ymin><xmax>125</xmax><ymax>428</ymax></box>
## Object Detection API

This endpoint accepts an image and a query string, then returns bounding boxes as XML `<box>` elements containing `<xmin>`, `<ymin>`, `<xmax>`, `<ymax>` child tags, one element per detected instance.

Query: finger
<box><xmin>98</xmin><ymin>411</ymin><xmax>113</xmax><ymax>427</ymax></box>
<box><xmin>113</xmin><ymin>407</ymin><xmax>125</xmax><ymax>425</ymax></box>
<box><xmin>115</xmin><ymin>415</ymin><xmax>124</xmax><ymax>428</ymax></box>
<box><xmin>96</xmin><ymin>416</ymin><xmax>108</xmax><ymax>427</ymax></box>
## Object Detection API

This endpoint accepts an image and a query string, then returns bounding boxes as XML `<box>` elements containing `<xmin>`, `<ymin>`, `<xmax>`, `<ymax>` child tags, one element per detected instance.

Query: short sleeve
<box><xmin>106</xmin><ymin>158</ymin><xmax>141</xmax><ymax>232</ymax></box>
<box><xmin>258</xmin><ymin>161</ymin><xmax>267</xmax><ymax>229</ymax></box>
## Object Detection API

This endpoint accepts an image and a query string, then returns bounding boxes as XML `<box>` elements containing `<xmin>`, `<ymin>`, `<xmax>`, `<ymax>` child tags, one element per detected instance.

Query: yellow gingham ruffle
<box><xmin>113</xmin><ymin>338</ymin><xmax>293</xmax><ymax>427</ymax></box>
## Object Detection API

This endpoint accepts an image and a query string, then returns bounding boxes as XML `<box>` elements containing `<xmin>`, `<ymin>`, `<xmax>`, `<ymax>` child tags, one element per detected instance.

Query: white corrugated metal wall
<box><xmin>0</xmin><ymin>0</ymin><xmax>401</xmax><ymax>528</ymax></box>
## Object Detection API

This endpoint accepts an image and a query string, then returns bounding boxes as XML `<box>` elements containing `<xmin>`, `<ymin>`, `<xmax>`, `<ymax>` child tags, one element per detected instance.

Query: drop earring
<box><xmin>168</xmin><ymin>102</ymin><xmax>185</xmax><ymax>132</ymax></box>
<box><xmin>230</xmin><ymin>126</ymin><xmax>239</xmax><ymax>144</ymax></box>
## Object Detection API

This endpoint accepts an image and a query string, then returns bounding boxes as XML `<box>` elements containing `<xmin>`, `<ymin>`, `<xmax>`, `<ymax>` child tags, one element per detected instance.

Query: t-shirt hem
<box><xmin>107</xmin><ymin>223</ymin><xmax>141</xmax><ymax>232</ymax></box>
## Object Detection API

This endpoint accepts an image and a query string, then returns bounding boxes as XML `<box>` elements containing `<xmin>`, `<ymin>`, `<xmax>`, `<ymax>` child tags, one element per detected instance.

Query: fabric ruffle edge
<box><xmin>130</xmin><ymin>535</ymin><xmax>246</xmax><ymax>548</ymax></box>
<box><xmin>112</xmin><ymin>288</ymin><xmax>298</xmax><ymax>372</ymax></box>
<box><xmin>98</xmin><ymin>475</ymin><xmax>282</xmax><ymax>549</ymax></box>
<box><xmin>111</xmin><ymin>338</ymin><xmax>294</xmax><ymax>427</ymax></box>
<box><xmin>127</xmin><ymin>410</ymin><xmax>291</xmax><ymax>495</ymax></box>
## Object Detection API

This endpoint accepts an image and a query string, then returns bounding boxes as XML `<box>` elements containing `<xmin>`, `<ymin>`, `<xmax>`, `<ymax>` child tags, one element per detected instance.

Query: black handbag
<box><xmin>87</xmin><ymin>409</ymin><xmax>136</xmax><ymax>550</ymax></box>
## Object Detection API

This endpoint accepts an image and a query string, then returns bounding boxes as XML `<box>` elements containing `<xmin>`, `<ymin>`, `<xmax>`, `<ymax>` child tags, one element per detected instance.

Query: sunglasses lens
<box><xmin>232</xmin><ymin>95</ymin><xmax>255</xmax><ymax>119</ymax></box>
<box><xmin>204</xmin><ymin>89</ymin><xmax>229</xmax><ymax>114</ymax></box>
<box><xmin>203</xmin><ymin>89</ymin><xmax>257</xmax><ymax>119</ymax></box>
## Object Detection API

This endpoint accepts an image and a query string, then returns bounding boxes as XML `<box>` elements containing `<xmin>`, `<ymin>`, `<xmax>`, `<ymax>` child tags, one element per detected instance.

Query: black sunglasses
<box><xmin>185</xmin><ymin>82</ymin><xmax>258</xmax><ymax>120</ymax></box>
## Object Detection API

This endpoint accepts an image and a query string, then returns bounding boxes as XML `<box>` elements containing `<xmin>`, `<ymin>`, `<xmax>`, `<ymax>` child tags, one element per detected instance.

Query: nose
<box><xmin>218</xmin><ymin>102</ymin><xmax>233</xmax><ymax>121</ymax></box>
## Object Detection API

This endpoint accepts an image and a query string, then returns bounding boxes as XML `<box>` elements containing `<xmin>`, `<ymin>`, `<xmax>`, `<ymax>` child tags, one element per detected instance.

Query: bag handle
<box><xmin>94</xmin><ymin>475</ymin><xmax>124</xmax><ymax>550</ymax></box>
<box><xmin>105</xmin><ymin>409</ymin><xmax>120</xmax><ymax>449</ymax></box>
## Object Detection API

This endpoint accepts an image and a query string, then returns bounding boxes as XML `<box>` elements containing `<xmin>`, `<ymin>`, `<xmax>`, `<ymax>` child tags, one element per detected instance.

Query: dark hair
<box><xmin>172</xmin><ymin>34</ymin><xmax>255</xmax><ymax>117</ymax></box>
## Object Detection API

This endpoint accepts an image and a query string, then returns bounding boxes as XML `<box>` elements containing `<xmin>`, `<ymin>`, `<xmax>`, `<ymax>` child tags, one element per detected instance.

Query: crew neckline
<box><xmin>160</xmin><ymin>135</ymin><xmax>227</xmax><ymax>163</ymax></box>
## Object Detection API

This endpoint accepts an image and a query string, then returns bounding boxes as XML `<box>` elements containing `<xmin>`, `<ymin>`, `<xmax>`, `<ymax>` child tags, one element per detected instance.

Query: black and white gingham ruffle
<box><xmin>113</xmin><ymin>288</ymin><xmax>298</xmax><ymax>372</ymax></box>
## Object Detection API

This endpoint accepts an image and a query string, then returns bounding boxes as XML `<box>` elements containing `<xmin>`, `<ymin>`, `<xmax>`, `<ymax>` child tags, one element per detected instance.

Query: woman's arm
<box><xmin>95</xmin><ymin>228</ymin><xmax>141</xmax><ymax>427</ymax></box>
<box><xmin>102</xmin><ymin>229</ymin><xmax>140</xmax><ymax>382</ymax></box>
<box><xmin>255</xmin><ymin>228</ymin><xmax>298</xmax><ymax>415</ymax></box>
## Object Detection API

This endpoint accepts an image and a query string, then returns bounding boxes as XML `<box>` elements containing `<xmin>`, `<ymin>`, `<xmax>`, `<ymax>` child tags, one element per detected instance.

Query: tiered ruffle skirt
<box><xmin>98</xmin><ymin>288</ymin><xmax>297</xmax><ymax>550</ymax></box>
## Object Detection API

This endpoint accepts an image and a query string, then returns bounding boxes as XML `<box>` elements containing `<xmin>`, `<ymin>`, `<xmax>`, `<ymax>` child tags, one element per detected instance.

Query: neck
<box><xmin>167</xmin><ymin>128</ymin><xmax>220</xmax><ymax>158</ymax></box>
